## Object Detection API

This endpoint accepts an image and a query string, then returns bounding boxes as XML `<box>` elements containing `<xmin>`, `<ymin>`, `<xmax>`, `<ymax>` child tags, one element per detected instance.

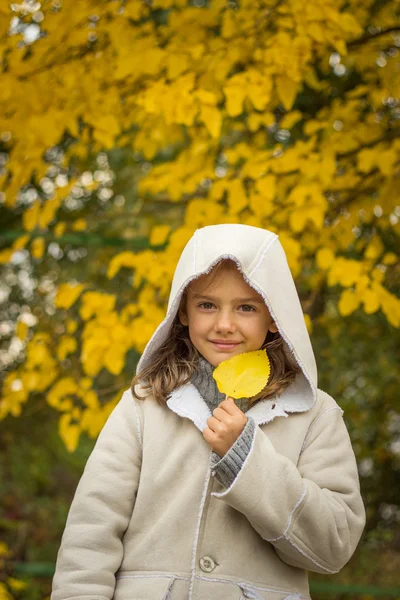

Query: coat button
<box><xmin>199</xmin><ymin>556</ymin><xmax>215</xmax><ymax>572</ymax></box>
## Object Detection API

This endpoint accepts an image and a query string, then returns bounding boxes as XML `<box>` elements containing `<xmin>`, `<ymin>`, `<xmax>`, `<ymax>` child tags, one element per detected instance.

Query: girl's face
<box><xmin>178</xmin><ymin>264</ymin><xmax>278</xmax><ymax>367</ymax></box>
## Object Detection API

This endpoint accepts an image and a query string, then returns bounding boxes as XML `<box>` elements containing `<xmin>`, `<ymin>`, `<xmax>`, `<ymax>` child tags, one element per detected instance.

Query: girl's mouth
<box><xmin>210</xmin><ymin>341</ymin><xmax>241</xmax><ymax>350</ymax></box>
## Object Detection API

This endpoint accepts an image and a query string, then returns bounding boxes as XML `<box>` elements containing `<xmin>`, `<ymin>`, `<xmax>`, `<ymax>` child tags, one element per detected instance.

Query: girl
<box><xmin>51</xmin><ymin>224</ymin><xmax>366</xmax><ymax>600</ymax></box>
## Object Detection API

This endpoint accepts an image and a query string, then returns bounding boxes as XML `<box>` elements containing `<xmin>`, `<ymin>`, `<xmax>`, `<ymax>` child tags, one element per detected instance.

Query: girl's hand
<box><xmin>202</xmin><ymin>396</ymin><xmax>248</xmax><ymax>457</ymax></box>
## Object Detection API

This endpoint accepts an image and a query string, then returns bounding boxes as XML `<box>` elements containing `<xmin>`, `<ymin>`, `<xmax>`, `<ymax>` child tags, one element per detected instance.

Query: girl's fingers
<box><xmin>207</xmin><ymin>416</ymin><xmax>222</xmax><ymax>432</ymax></box>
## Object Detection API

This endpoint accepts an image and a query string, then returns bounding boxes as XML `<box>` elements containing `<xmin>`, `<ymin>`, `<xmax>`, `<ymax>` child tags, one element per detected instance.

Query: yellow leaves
<box><xmin>224</xmin><ymin>73</ymin><xmax>247</xmax><ymax>117</ymax></box>
<box><xmin>364</xmin><ymin>236</ymin><xmax>384</xmax><ymax>261</ymax></box>
<box><xmin>278</xmin><ymin>231</ymin><xmax>302</xmax><ymax>278</ymax></box>
<box><xmin>0</xmin><ymin>372</ymin><xmax>29</xmax><ymax>420</ymax></box>
<box><xmin>72</xmin><ymin>218</ymin><xmax>87</xmax><ymax>231</ymax></box>
<box><xmin>247</xmin><ymin>69</ymin><xmax>273</xmax><ymax>111</ymax></box>
<box><xmin>279</xmin><ymin>111</ymin><xmax>303</xmax><ymax>130</ymax></box>
<box><xmin>328</xmin><ymin>257</ymin><xmax>363</xmax><ymax>287</ymax></box>
<box><xmin>316</xmin><ymin>247</ymin><xmax>335</xmax><ymax>270</ymax></box>
<box><xmin>338</xmin><ymin>289</ymin><xmax>361</xmax><ymax>316</ymax></box>
<box><xmin>247</xmin><ymin>111</ymin><xmax>275</xmax><ymax>132</ymax></box>
<box><xmin>55</xmin><ymin>283</ymin><xmax>86</xmax><ymax>309</ymax></box>
<box><xmin>225</xmin><ymin>179</ymin><xmax>248</xmax><ymax>215</ymax></box>
<box><xmin>150</xmin><ymin>224</ymin><xmax>171</xmax><ymax>246</ymax></box>
<box><xmin>358</xmin><ymin>146</ymin><xmax>399</xmax><ymax>176</ymax></box>
<box><xmin>276</xmin><ymin>75</ymin><xmax>299</xmax><ymax>111</ymax></box>
<box><xmin>362</xmin><ymin>288</ymin><xmax>380</xmax><ymax>314</ymax></box>
<box><xmin>166</xmin><ymin>53</ymin><xmax>190</xmax><ymax>79</ymax></box>
<box><xmin>224</xmin><ymin>69</ymin><xmax>273</xmax><ymax>116</ymax></box>
<box><xmin>30</xmin><ymin>237</ymin><xmax>45</xmax><ymax>260</ymax></box>
<box><xmin>91</xmin><ymin>114</ymin><xmax>120</xmax><ymax>149</ymax></box>
<box><xmin>287</xmin><ymin>183</ymin><xmax>328</xmax><ymax>232</ymax></box>
<box><xmin>7</xmin><ymin>578</ymin><xmax>27</xmax><ymax>593</ymax></box>
<box><xmin>57</xmin><ymin>336</ymin><xmax>78</xmax><ymax>360</ymax></box>
<box><xmin>16</xmin><ymin>321</ymin><xmax>29</xmax><ymax>342</ymax></box>
<box><xmin>213</xmin><ymin>350</ymin><xmax>271</xmax><ymax>398</ymax></box>
<box><xmin>339</xmin><ymin>13</ymin><xmax>363</xmax><ymax>37</ymax></box>
<box><xmin>383</xmin><ymin>252</ymin><xmax>397</xmax><ymax>265</ymax></box>
<box><xmin>80</xmin><ymin>292</ymin><xmax>116</xmax><ymax>320</ymax></box>
<box><xmin>59</xmin><ymin>411</ymin><xmax>81</xmax><ymax>453</ymax></box>
<box><xmin>221</xmin><ymin>8</ymin><xmax>237</xmax><ymax>39</ymax></box>
<box><xmin>23</xmin><ymin>200</ymin><xmax>40</xmax><ymax>231</ymax></box>
<box><xmin>0</xmin><ymin>232</ymin><xmax>31</xmax><ymax>264</ymax></box>
<box><xmin>199</xmin><ymin>105</ymin><xmax>222</xmax><ymax>138</ymax></box>
<box><xmin>184</xmin><ymin>198</ymin><xmax>224</xmax><ymax>228</ymax></box>
<box><xmin>107</xmin><ymin>251</ymin><xmax>137</xmax><ymax>279</ymax></box>
<box><xmin>255</xmin><ymin>175</ymin><xmax>276</xmax><ymax>199</ymax></box>
<box><xmin>0</xmin><ymin>583</ymin><xmax>13</xmax><ymax>600</ymax></box>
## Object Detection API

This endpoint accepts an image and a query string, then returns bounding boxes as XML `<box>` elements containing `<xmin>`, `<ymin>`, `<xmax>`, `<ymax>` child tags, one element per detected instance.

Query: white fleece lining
<box><xmin>167</xmin><ymin>382</ymin><xmax>289</xmax><ymax>432</ymax></box>
<box><xmin>300</xmin><ymin>406</ymin><xmax>344</xmax><ymax>455</ymax></box>
<box><xmin>196</xmin><ymin>575</ymin><xmax>310</xmax><ymax>599</ymax></box>
<box><xmin>188</xmin><ymin>463</ymin><xmax>212</xmax><ymax>600</ymax></box>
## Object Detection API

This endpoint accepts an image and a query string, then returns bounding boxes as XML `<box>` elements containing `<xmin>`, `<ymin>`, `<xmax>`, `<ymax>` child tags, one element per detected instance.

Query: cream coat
<box><xmin>51</xmin><ymin>224</ymin><xmax>366</xmax><ymax>600</ymax></box>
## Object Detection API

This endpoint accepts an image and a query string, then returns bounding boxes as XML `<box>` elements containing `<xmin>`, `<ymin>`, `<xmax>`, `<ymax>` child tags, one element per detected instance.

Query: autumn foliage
<box><xmin>0</xmin><ymin>0</ymin><xmax>399</xmax><ymax>454</ymax></box>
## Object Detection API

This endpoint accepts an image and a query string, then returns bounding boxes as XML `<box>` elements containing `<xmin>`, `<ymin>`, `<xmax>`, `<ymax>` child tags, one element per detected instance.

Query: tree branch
<box><xmin>348</xmin><ymin>26</ymin><xmax>400</xmax><ymax>48</ymax></box>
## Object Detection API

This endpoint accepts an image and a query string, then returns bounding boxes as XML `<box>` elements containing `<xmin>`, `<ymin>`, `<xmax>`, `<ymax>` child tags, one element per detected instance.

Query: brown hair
<box><xmin>131</xmin><ymin>259</ymin><xmax>301</xmax><ymax>406</ymax></box>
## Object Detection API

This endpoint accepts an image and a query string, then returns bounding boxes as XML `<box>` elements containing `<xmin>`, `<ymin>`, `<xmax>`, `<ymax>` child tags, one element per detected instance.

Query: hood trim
<box><xmin>137</xmin><ymin>228</ymin><xmax>317</xmax><ymax>416</ymax></box>
<box><xmin>166</xmin><ymin>382</ymin><xmax>290</xmax><ymax>433</ymax></box>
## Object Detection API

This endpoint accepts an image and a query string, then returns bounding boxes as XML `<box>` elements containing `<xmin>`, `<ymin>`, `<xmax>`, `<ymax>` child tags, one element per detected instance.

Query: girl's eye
<box><xmin>240</xmin><ymin>305</ymin><xmax>256</xmax><ymax>312</ymax></box>
<box><xmin>199</xmin><ymin>302</ymin><xmax>214</xmax><ymax>310</ymax></box>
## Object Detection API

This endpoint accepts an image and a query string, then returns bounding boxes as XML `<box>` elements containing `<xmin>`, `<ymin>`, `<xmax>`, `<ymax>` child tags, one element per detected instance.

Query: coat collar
<box><xmin>166</xmin><ymin>380</ymin><xmax>312</xmax><ymax>432</ymax></box>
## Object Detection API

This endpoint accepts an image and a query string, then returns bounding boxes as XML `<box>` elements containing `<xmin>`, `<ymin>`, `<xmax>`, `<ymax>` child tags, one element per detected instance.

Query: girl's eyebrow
<box><xmin>191</xmin><ymin>293</ymin><xmax>264</xmax><ymax>304</ymax></box>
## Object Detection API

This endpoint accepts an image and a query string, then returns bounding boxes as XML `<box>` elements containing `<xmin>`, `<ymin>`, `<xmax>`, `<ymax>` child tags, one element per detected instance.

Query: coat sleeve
<box><xmin>50</xmin><ymin>390</ymin><xmax>143</xmax><ymax>600</ymax></box>
<box><xmin>210</xmin><ymin>404</ymin><xmax>366</xmax><ymax>574</ymax></box>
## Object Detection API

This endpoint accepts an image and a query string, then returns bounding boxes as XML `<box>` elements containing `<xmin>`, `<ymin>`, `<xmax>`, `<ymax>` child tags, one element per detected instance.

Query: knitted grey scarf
<box><xmin>191</xmin><ymin>355</ymin><xmax>250</xmax><ymax>413</ymax></box>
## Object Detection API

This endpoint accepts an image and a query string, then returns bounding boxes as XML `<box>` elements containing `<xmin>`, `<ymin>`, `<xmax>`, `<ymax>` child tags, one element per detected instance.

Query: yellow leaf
<box><xmin>276</xmin><ymin>75</ymin><xmax>298</xmax><ymax>111</ymax></box>
<box><xmin>12</xmin><ymin>234</ymin><xmax>30</xmax><ymax>251</ymax></box>
<box><xmin>224</xmin><ymin>77</ymin><xmax>247</xmax><ymax>116</ymax></box>
<box><xmin>54</xmin><ymin>222</ymin><xmax>66</xmax><ymax>237</ymax></box>
<box><xmin>7</xmin><ymin>578</ymin><xmax>28</xmax><ymax>592</ymax></box>
<box><xmin>72</xmin><ymin>219</ymin><xmax>87</xmax><ymax>231</ymax></box>
<box><xmin>150</xmin><ymin>224</ymin><xmax>171</xmax><ymax>246</ymax></box>
<box><xmin>316</xmin><ymin>247</ymin><xmax>335</xmax><ymax>270</ymax></box>
<box><xmin>213</xmin><ymin>350</ymin><xmax>271</xmax><ymax>398</ymax></box>
<box><xmin>279</xmin><ymin>110</ymin><xmax>302</xmax><ymax>130</ymax></box>
<box><xmin>255</xmin><ymin>175</ymin><xmax>276</xmax><ymax>201</ymax></box>
<box><xmin>364</xmin><ymin>236</ymin><xmax>384</xmax><ymax>261</ymax></box>
<box><xmin>0</xmin><ymin>249</ymin><xmax>14</xmax><ymax>264</ymax></box>
<box><xmin>16</xmin><ymin>321</ymin><xmax>28</xmax><ymax>341</ymax></box>
<box><xmin>59</xmin><ymin>413</ymin><xmax>81</xmax><ymax>453</ymax></box>
<box><xmin>55</xmin><ymin>283</ymin><xmax>86</xmax><ymax>309</ymax></box>
<box><xmin>362</xmin><ymin>289</ymin><xmax>380</xmax><ymax>314</ymax></box>
<box><xmin>338</xmin><ymin>289</ymin><xmax>361</xmax><ymax>316</ymax></box>
<box><xmin>166</xmin><ymin>53</ymin><xmax>190</xmax><ymax>79</ymax></box>
<box><xmin>226</xmin><ymin>179</ymin><xmax>248</xmax><ymax>214</ymax></box>
<box><xmin>200</xmin><ymin>105</ymin><xmax>222</xmax><ymax>138</ymax></box>
<box><xmin>382</xmin><ymin>252</ymin><xmax>397</xmax><ymax>265</ymax></box>
<box><xmin>23</xmin><ymin>200</ymin><xmax>40</xmax><ymax>231</ymax></box>
<box><xmin>30</xmin><ymin>237</ymin><xmax>45</xmax><ymax>259</ymax></box>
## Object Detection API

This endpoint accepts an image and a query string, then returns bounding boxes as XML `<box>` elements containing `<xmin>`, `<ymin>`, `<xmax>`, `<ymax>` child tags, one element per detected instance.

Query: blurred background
<box><xmin>0</xmin><ymin>0</ymin><xmax>399</xmax><ymax>598</ymax></box>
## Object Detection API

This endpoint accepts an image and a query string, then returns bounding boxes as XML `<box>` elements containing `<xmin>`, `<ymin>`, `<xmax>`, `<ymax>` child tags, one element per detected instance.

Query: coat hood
<box><xmin>136</xmin><ymin>224</ymin><xmax>317</xmax><ymax>413</ymax></box>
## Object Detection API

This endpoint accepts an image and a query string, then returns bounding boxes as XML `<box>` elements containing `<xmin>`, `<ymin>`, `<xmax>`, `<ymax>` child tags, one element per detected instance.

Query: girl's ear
<box><xmin>269</xmin><ymin>321</ymin><xmax>278</xmax><ymax>334</ymax></box>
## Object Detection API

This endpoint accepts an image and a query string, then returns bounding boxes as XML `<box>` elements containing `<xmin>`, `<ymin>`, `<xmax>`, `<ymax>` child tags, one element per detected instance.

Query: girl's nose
<box><xmin>215</xmin><ymin>310</ymin><xmax>236</xmax><ymax>333</ymax></box>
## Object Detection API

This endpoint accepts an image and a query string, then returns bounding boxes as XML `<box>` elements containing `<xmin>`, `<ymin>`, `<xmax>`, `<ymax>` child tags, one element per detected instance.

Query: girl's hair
<box><xmin>131</xmin><ymin>259</ymin><xmax>301</xmax><ymax>406</ymax></box>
